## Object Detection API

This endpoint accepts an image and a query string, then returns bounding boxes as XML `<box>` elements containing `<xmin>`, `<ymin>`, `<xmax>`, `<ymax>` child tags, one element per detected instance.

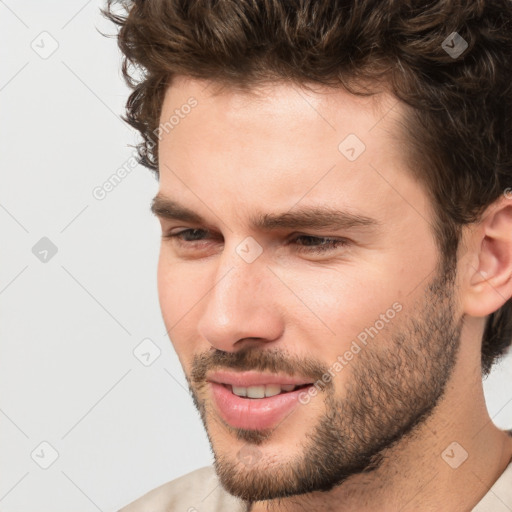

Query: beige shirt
<box><xmin>119</xmin><ymin>439</ymin><xmax>512</xmax><ymax>512</ymax></box>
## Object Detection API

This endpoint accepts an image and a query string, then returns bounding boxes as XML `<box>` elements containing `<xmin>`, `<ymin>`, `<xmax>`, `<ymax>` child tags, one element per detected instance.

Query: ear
<box><xmin>462</xmin><ymin>195</ymin><xmax>512</xmax><ymax>317</ymax></box>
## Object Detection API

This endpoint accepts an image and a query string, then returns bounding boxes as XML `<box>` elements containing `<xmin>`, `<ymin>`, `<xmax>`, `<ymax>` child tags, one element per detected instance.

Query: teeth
<box><xmin>264</xmin><ymin>384</ymin><xmax>281</xmax><ymax>397</ymax></box>
<box><xmin>230</xmin><ymin>384</ymin><xmax>299</xmax><ymax>398</ymax></box>
<box><xmin>247</xmin><ymin>386</ymin><xmax>265</xmax><ymax>398</ymax></box>
<box><xmin>232</xmin><ymin>386</ymin><xmax>247</xmax><ymax>397</ymax></box>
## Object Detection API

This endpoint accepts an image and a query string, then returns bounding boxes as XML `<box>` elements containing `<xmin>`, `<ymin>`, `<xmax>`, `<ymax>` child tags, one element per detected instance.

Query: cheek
<box><xmin>158</xmin><ymin>249</ymin><xmax>206</xmax><ymax>309</ymax></box>
<box><xmin>279</xmin><ymin>263</ymin><xmax>406</xmax><ymax>361</ymax></box>
<box><xmin>157</xmin><ymin>254</ymin><xmax>178</xmax><ymax>320</ymax></box>
<box><xmin>156</xmin><ymin>254</ymin><xmax>211</xmax><ymax>348</ymax></box>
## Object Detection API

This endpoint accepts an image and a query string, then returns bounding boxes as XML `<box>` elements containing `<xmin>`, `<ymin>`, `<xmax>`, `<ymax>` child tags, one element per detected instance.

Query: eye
<box><xmin>162</xmin><ymin>228</ymin><xmax>349</xmax><ymax>253</ymax></box>
<box><xmin>163</xmin><ymin>228</ymin><xmax>210</xmax><ymax>242</ymax></box>
<box><xmin>162</xmin><ymin>228</ymin><xmax>214</xmax><ymax>250</ymax></box>
<box><xmin>290</xmin><ymin>235</ymin><xmax>349</xmax><ymax>254</ymax></box>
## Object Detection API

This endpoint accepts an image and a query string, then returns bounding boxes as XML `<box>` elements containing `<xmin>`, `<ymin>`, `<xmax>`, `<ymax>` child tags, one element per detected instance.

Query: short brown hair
<box><xmin>102</xmin><ymin>0</ymin><xmax>512</xmax><ymax>375</ymax></box>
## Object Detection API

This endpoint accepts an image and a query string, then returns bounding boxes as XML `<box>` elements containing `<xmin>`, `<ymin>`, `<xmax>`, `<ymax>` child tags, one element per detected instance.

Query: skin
<box><xmin>154</xmin><ymin>75</ymin><xmax>512</xmax><ymax>511</ymax></box>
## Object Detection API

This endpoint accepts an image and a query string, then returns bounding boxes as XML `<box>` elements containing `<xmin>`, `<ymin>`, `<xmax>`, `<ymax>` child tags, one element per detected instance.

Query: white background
<box><xmin>1</xmin><ymin>1</ymin><xmax>511</xmax><ymax>511</ymax></box>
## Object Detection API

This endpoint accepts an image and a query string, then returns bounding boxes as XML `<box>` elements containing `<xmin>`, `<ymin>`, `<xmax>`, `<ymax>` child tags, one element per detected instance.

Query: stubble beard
<box><xmin>186</xmin><ymin>260</ymin><xmax>463</xmax><ymax>503</ymax></box>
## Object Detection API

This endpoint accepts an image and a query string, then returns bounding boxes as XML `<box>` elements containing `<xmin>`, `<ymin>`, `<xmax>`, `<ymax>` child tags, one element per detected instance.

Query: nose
<box><xmin>197</xmin><ymin>241</ymin><xmax>284</xmax><ymax>352</ymax></box>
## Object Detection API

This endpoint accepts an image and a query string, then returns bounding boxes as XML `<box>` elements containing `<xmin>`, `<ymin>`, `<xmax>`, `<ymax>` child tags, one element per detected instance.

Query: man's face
<box><xmin>155</xmin><ymin>77</ymin><xmax>464</xmax><ymax>501</ymax></box>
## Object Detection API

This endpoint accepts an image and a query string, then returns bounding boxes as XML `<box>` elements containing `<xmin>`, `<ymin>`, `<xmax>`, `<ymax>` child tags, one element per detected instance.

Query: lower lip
<box><xmin>209</xmin><ymin>382</ymin><xmax>313</xmax><ymax>430</ymax></box>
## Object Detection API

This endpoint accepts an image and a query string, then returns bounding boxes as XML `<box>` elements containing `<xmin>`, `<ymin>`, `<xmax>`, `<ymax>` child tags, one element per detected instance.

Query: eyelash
<box><xmin>162</xmin><ymin>229</ymin><xmax>349</xmax><ymax>254</ymax></box>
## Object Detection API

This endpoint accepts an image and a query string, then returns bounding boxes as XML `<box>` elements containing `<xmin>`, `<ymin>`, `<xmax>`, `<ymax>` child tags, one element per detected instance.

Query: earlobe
<box><xmin>463</xmin><ymin>200</ymin><xmax>512</xmax><ymax>318</ymax></box>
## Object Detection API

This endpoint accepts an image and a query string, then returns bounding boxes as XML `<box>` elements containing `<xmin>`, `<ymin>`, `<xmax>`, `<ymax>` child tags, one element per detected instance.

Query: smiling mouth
<box><xmin>208</xmin><ymin>376</ymin><xmax>316</xmax><ymax>430</ymax></box>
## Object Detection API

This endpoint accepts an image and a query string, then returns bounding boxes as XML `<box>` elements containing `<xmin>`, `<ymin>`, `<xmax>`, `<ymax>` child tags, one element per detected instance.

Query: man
<box><xmin>104</xmin><ymin>1</ymin><xmax>512</xmax><ymax>510</ymax></box>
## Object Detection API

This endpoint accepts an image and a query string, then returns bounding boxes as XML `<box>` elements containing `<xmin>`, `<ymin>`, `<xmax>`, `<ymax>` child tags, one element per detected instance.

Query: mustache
<box><xmin>190</xmin><ymin>345</ymin><xmax>329</xmax><ymax>385</ymax></box>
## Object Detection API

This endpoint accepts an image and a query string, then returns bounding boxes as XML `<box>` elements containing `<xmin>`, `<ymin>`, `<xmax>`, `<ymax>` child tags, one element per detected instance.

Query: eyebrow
<box><xmin>150</xmin><ymin>194</ymin><xmax>381</xmax><ymax>232</ymax></box>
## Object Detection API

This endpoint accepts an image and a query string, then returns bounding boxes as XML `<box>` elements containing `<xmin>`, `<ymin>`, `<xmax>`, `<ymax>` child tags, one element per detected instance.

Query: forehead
<box><xmin>159</xmin><ymin>75</ymin><xmax>399</xmax><ymax>141</ymax></box>
<box><xmin>155</xmin><ymin>76</ymin><xmax>431</xmax><ymax>236</ymax></box>
<box><xmin>157</xmin><ymin>76</ymin><xmax>405</xmax><ymax>176</ymax></box>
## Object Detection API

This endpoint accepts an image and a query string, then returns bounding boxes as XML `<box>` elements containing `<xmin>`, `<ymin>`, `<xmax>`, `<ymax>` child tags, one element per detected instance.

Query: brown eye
<box><xmin>163</xmin><ymin>228</ymin><xmax>209</xmax><ymax>241</ymax></box>
<box><xmin>291</xmin><ymin>235</ymin><xmax>349</xmax><ymax>254</ymax></box>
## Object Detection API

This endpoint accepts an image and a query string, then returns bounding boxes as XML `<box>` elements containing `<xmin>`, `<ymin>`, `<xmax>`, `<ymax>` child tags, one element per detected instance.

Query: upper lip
<box><xmin>206</xmin><ymin>370</ymin><xmax>314</xmax><ymax>388</ymax></box>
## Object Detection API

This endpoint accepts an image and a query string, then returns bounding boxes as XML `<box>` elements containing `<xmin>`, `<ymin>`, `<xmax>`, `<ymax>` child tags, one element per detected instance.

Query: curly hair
<box><xmin>102</xmin><ymin>0</ymin><xmax>512</xmax><ymax>376</ymax></box>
